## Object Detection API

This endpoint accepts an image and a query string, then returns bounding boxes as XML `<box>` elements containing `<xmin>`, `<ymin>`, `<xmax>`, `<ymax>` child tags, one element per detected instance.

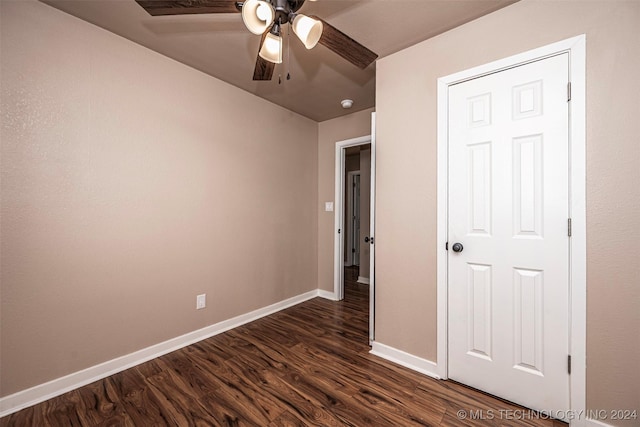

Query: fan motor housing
<box><xmin>274</xmin><ymin>0</ymin><xmax>305</xmax><ymax>24</ymax></box>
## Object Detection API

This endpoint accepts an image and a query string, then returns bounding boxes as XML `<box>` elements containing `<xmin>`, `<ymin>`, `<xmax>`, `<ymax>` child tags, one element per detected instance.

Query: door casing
<box><xmin>436</xmin><ymin>35</ymin><xmax>586</xmax><ymax>424</ymax></box>
<box><xmin>334</xmin><ymin>135</ymin><xmax>372</xmax><ymax>300</ymax></box>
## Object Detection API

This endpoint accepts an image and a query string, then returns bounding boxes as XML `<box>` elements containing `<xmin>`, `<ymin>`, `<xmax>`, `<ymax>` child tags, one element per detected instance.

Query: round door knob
<box><xmin>364</xmin><ymin>236</ymin><xmax>370</xmax><ymax>243</ymax></box>
<box><xmin>452</xmin><ymin>243</ymin><xmax>464</xmax><ymax>253</ymax></box>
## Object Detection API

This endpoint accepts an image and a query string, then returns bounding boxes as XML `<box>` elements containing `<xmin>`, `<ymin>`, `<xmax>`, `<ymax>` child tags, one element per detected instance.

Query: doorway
<box><xmin>436</xmin><ymin>36</ymin><xmax>586</xmax><ymax>423</ymax></box>
<box><xmin>334</xmin><ymin>116</ymin><xmax>376</xmax><ymax>344</ymax></box>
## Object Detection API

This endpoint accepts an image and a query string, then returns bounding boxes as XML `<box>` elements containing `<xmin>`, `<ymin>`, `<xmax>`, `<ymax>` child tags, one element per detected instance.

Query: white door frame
<box><xmin>345</xmin><ymin>170</ymin><xmax>361</xmax><ymax>267</ymax></box>
<box><xmin>334</xmin><ymin>135</ymin><xmax>372</xmax><ymax>301</ymax></box>
<box><xmin>436</xmin><ymin>35</ymin><xmax>586</xmax><ymax>424</ymax></box>
<box><xmin>369</xmin><ymin>112</ymin><xmax>377</xmax><ymax>344</ymax></box>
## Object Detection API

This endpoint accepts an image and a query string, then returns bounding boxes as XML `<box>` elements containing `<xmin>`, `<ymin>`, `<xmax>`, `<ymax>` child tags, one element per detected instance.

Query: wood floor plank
<box><xmin>145</xmin><ymin>368</ymin><xmax>230</xmax><ymax>426</ymax></box>
<box><xmin>106</xmin><ymin>369</ymin><xmax>172</xmax><ymax>426</ymax></box>
<box><xmin>156</xmin><ymin>351</ymin><xmax>221</xmax><ymax>399</ymax></box>
<box><xmin>267</xmin><ymin>409</ymin><xmax>307</xmax><ymax>427</ymax></box>
<box><xmin>2</xmin><ymin>266</ymin><xmax>567</xmax><ymax>426</ymax></box>
<box><xmin>71</xmin><ymin>380</ymin><xmax>132</xmax><ymax>426</ymax></box>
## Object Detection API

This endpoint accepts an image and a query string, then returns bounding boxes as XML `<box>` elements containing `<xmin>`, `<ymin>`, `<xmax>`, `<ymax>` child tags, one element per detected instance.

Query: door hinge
<box><xmin>445</xmin><ymin>242</ymin><xmax>449</xmax><ymax>251</ymax></box>
<box><xmin>568</xmin><ymin>355</ymin><xmax>572</xmax><ymax>374</ymax></box>
<box><xmin>568</xmin><ymin>218</ymin><xmax>572</xmax><ymax>237</ymax></box>
<box><xmin>567</xmin><ymin>82</ymin><xmax>572</xmax><ymax>102</ymax></box>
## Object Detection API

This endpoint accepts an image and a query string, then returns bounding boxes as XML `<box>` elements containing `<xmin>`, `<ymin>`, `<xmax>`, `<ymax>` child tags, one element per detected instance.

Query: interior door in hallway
<box><xmin>447</xmin><ymin>54</ymin><xmax>570</xmax><ymax>413</ymax></box>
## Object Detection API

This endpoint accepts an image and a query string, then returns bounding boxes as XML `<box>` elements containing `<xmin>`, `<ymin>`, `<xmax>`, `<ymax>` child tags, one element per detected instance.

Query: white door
<box><xmin>447</xmin><ymin>54</ymin><xmax>570</xmax><ymax>412</ymax></box>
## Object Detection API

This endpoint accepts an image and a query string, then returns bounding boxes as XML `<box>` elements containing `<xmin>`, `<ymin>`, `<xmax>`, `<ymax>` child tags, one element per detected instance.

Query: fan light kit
<box><xmin>242</xmin><ymin>0</ymin><xmax>275</xmax><ymax>35</ymax></box>
<box><xmin>136</xmin><ymin>0</ymin><xmax>378</xmax><ymax>82</ymax></box>
<box><xmin>259</xmin><ymin>29</ymin><xmax>283</xmax><ymax>64</ymax></box>
<box><xmin>291</xmin><ymin>13</ymin><xmax>323</xmax><ymax>49</ymax></box>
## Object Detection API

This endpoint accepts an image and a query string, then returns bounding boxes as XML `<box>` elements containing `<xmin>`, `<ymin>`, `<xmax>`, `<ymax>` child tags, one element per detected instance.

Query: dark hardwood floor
<box><xmin>2</xmin><ymin>266</ymin><xmax>566</xmax><ymax>426</ymax></box>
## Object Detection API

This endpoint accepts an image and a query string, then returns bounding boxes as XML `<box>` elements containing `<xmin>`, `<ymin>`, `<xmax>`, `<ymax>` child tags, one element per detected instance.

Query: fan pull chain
<box><xmin>279</xmin><ymin>26</ymin><xmax>291</xmax><ymax>85</ymax></box>
<box><xmin>286</xmin><ymin>25</ymin><xmax>291</xmax><ymax>81</ymax></box>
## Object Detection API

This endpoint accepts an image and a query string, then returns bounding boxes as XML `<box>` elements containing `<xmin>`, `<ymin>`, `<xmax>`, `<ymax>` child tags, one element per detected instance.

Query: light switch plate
<box><xmin>325</xmin><ymin>202</ymin><xmax>334</xmax><ymax>212</ymax></box>
<box><xmin>196</xmin><ymin>294</ymin><xmax>206</xmax><ymax>310</ymax></box>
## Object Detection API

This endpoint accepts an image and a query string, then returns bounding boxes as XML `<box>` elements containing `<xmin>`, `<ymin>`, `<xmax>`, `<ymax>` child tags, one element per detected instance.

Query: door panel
<box><xmin>513</xmin><ymin>267</ymin><xmax>544</xmax><ymax>375</ymax></box>
<box><xmin>468</xmin><ymin>142</ymin><xmax>492</xmax><ymax>236</ymax></box>
<box><xmin>467</xmin><ymin>263</ymin><xmax>492</xmax><ymax>361</ymax></box>
<box><xmin>448</xmin><ymin>54</ymin><xmax>570</xmax><ymax>412</ymax></box>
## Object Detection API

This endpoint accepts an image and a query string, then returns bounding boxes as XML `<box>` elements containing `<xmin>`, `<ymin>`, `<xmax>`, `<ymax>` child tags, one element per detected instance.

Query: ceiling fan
<box><xmin>135</xmin><ymin>0</ymin><xmax>378</xmax><ymax>81</ymax></box>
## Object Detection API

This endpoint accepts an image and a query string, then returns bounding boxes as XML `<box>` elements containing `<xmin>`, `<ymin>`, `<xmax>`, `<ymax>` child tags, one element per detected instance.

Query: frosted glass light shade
<box><xmin>242</xmin><ymin>0</ymin><xmax>275</xmax><ymax>35</ymax></box>
<box><xmin>291</xmin><ymin>14</ymin><xmax>323</xmax><ymax>49</ymax></box>
<box><xmin>259</xmin><ymin>32</ymin><xmax>283</xmax><ymax>64</ymax></box>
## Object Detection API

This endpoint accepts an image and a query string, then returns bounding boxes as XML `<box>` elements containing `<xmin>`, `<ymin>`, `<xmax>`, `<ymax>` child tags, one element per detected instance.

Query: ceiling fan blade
<box><xmin>310</xmin><ymin>16</ymin><xmax>378</xmax><ymax>69</ymax></box>
<box><xmin>135</xmin><ymin>0</ymin><xmax>240</xmax><ymax>16</ymax></box>
<box><xmin>253</xmin><ymin>56</ymin><xmax>275</xmax><ymax>81</ymax></box>
<box><xmin>253</xmin><ymin>32</ymin><xmax>275</xmax><ymax>81</ymax></box>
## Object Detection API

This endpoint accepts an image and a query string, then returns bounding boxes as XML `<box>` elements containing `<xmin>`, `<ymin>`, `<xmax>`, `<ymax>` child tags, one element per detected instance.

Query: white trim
<box><xmin>436</xmin><ymin>76</ymin><xmax>450</xmax><ymax>379</ymax></box>
<box><xmin>317</xmin><ymin>289</ymin><xmax>339</xmax><ymax>301</ymax></box>
<box><xmin>436</xmin><ymin>35</ymin><xmax>586</xmax><ymax>425</ymax></box>
<box><xmin>370</xmin><ymin>342</ymin><xmax>440</xmax><ymax>380</ymax></box>
<box><xmin>0</xmin><ymin>289</ymin><xmax>320</xmax><ymax>417</ymax></box>
<box><xmin>357</xmin><ymin>276</ymin><xmax>370</xmax><ymax>285</ymax></box>
<box><xmin>333</xmin><ymin>135</ymin><xmax>372</xmax><ymax>301</ymax></box>
<box><xmin>369</xmin><ymin>112</ymin><xmax>377</xmax><ymax>345</ymax></box>
<box><xmin>567</xmin><ymin>35</ymin><xmax>587</xmax><ymax>427</ymax></box>
<box><xmin>438</xmin><ymin>36</ymin><xmax>585</xmax><ymax>86</ymax></box>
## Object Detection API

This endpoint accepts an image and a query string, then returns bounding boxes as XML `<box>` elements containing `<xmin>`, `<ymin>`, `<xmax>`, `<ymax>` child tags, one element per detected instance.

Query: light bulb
<box><xmin>256</xmin><ymin>3</ymin><xmax>271</xmax><ymax>22</ymax></box>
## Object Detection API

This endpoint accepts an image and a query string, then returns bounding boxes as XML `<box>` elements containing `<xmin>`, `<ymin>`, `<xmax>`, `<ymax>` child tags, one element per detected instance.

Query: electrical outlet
<box><xmin>196</xmin><ymin>294</ymin><xmax>206</xmax><ymax>310</ymax></box>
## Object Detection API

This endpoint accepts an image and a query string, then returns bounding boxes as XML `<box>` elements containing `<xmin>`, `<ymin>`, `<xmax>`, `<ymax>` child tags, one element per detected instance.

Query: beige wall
<box><xmin>317</xmin><ymin>108</ymin><xmax>373</xmax><ymax>291</ymax></box>
<box><xmin>375</xmin><ymin>0</ymin><xmax>640</xmax><ymax>423</ymax></box>
<box><xmin>3</xmin><ymin>0</ymin><xmax>638</xmax><ymax>419</ymax></box>
<box><xmin>0</xmin><ymin>0</ymin><xmax>318</xmax><ymax>396</ymax></box>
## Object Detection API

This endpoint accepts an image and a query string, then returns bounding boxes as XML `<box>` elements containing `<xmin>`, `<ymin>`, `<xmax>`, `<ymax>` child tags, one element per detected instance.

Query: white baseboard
<box><xmin>357</xmin><ymin>276</ymin><xmax>370</xmax><ymax>285</ymax></box>
<box><xmin>0</xmin><ymin>289</ymin><xmax>320</xmax><ymax>418</ymax></box>
<box><xmin>370</xmin><ymin>341</ymin><xmax>440</xmax><ymax>380</ymax></box>
<box><xmin>318</xmin><ymin>289</ymin><xmax>338</xmax><ymax>301</ymax></box>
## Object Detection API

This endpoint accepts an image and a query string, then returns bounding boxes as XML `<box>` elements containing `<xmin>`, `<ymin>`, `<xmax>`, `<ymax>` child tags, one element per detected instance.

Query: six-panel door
<box><xmin>448</xmin><ymin>53</ymin><xmax>570</xmax><ymax>413</ymax></box>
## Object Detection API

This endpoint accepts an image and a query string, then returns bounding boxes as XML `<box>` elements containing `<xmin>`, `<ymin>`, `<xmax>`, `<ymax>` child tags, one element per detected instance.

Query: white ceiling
<box><xmin>42</xmin><ymin>0</ymin><xmax>516</xmax><ymax>121</ymax></box>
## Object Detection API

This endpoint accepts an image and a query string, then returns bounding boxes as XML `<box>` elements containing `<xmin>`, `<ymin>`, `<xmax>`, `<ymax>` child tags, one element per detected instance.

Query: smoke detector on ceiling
<box><xmin>341</xmin><ymin>99</ymin><xmax>354</xmax><ymax>109</ymax></box>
